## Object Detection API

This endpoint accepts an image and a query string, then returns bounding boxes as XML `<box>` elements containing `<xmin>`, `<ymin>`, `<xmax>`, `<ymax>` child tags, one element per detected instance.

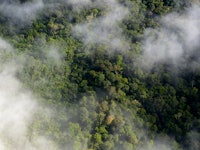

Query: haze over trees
<box><xmin>0</xmin><ymin>0</ymin><xmax>199</xmax><ymax>150</ymax></box>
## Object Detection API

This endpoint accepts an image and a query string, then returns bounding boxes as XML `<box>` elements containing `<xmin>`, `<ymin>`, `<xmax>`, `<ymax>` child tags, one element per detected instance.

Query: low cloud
<box><xmin>0</xmin><ymin>0</ymin><xmax>44</xmax><ymax>25</ymax></box>
<box><xmin>66</xmin><ymin>0</ymin><xmax>92</xmax><ymax>10</ymax></box>
<box><xmin>140</xmin><ymin>4</ymin><xmax>200</xmax><ymax>71</ymax></box>
<box><xmin>71</xmin><ymin>0</ymin><xmax>129</xmax><ymax>51</ymax></box>
<box><xmin>187</xmin><ymin>131</ymin><xmax>200</xmax><ymax>150</ymax></box>
<box><xmin>0</xmin><ymin>37</ymin><xmax>60</xmax><ymax>150</ymax></box>
<box><xmin>0</xmin><ymin>37</ymin><xmax>89</xmax><ymax>150</ymax></box>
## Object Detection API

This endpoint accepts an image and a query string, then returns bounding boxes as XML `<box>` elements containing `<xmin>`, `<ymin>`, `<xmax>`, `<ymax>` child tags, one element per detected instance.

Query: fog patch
<box><xmin>71</xmin><ymin>0</ymin><xmax>129</xmax><ymax>51</ymax></box>
<box><xmin>140</xmin><ymin>4</ymin><xmax>200</xmax><ymax>71</ymax></box>
<box><xmin>0</xmin><ymin>37</ymin><xmax>62</xmax><ymax>150</ymax></box>
<box><xmin>0</xmin><ymin>0</ymin><xmax>44</xmax><ymax>25</ymax></box>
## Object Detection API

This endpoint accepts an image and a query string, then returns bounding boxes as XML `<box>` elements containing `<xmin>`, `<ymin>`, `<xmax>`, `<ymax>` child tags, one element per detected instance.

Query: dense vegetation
<box><xmin>0</xmin><ymin>0</ymin><xmax>199</xmax><ymax>150</ymax></box>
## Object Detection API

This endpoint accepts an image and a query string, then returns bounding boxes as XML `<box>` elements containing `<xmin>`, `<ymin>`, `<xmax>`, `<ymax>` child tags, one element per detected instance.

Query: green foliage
<box><xmin>0</xmin><ymin>0</ymin><xmax>199</xmax><ymax>150</ymax></box>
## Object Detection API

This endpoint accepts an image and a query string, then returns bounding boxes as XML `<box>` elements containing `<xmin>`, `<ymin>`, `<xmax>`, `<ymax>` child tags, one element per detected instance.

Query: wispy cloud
<box><xmin>0</xmin><ymin>0</ymin><xmax>44</xmax><ymax>25</ymax></box>
<box><xmin>71</xmin><ymin>0</ymin><xmax>129</xmax><ymax>50</ymax></box>
<box><xmin>140</xmin><ymin>4</ymin><xmax>200</xmax><ymax>71</ymax></box>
